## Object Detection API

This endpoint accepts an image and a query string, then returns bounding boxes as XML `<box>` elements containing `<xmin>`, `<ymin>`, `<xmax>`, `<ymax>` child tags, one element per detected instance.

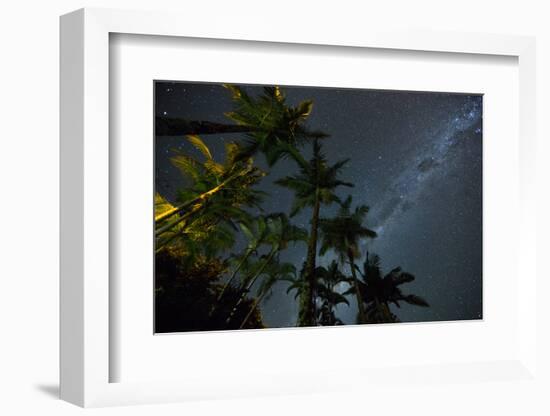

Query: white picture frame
<box><xmin>60</xmin><ymin>7</ymin><xmax>538</xmax><ymax>407</ymax></box>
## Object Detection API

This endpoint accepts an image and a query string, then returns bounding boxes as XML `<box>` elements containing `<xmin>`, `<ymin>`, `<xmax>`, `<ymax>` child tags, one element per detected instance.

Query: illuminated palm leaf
<box><xmin>224</xmin><ymin>85</ymin><xmax>327</xmax><ymax>166</ymax></box>
<box><xmin>155</xmin><ymin>135</ymin><xmax>265</xmax><ymax>256</ymax></box>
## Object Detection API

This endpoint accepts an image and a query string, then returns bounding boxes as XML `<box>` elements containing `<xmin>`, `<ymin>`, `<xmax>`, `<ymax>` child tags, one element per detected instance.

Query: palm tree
<box><xmin>285</xmin><ymin>261</ymin><xmax>349</xmax><ymax>326</ymax></box>
<box><xmin>157</xmin><ymin>85</ymin><xmax>326</xmax><ymax>167</ymax></box>
<box><xmin>318</xmin><ymin>195</ymin><xmax>377</xmax><ymax>324</ymax></box>
<box><xmin>222</xmin><ymin>85</ymin><xmax>328</xmax><ymax>166</ymax></box>
<box><xmin>352</xmin><ymin>253</ymin><xmax>429</xmax><ymax>323</ymax></box>
<box><xmin>276</xmin><ymin>141</ymin><xmax>353</xmax><ymax>326</ymax></box>
<box><xmin>238</xmin><ymin>260</ymin><xmax>296</xmax><ymax>329</ymax></box>
<box><xmin>226</xmin><ymin>213</ymin><xmax>307</xmax><ymax>324</ymax></box>
<box><xmin>155</xmin><ymin>135</ymin><xmax>265</xmax><ymax>252</ymax></box>
<box><xmin>211</xmin><ymin>216</ymin><xmax>270</xmax><ymax>315</ymax></box>
<box><xmin>156</xmin><ymin>136</ymin><xmax>263</xmax><ymax>226</ymax></box>
<box><xmin>155</xmin><ymin>193</ymin><xmax>227</xmax><ymax>258</ymax></box>
<box><xmin>315</xmin><ymin>261</ymin><xmax>350</xmax><ymax>325</ymax></box>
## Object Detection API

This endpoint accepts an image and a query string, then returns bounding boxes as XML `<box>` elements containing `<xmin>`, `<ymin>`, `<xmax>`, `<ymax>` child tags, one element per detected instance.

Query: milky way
<box><xmin>371</xmin><ymin>96</ymin><xmax>482</xmax><ymax>237</ymax></box>
<box><xmin>155</xmin><ymin>82</ymin><xmax>483</xmax><ymax>326</ymax></box>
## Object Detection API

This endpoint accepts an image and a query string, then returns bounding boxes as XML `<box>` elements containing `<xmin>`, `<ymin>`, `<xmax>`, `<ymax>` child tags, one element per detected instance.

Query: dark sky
<box><xmin>155</xmin><ymin>81</ymin><xmax>483</xmax><ymax>327</ymax></box>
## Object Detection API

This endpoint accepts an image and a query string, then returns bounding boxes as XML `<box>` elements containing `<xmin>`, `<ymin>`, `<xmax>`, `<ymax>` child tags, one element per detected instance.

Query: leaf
<box><xmin>330</xmin><ymin>292</ymin><xmax>350</xmax><ymax>306</ymax></box>
<box><xmin>239</xmin><ymin>223</ymin><xmax>254</xmax><ymax>242</ymax></box>
<box><xmin>223</xmin><ymin>84</ymin><xmax>243</xmax><ymax>100</ymax></box>
<box><xmin>204</xmin><ymin>159</ymin><xmax>225</xmax><ymax>177</ymax></box>
<box><xmin>170</xmin><ymin>153</ymin><xmax>201</xmax><ymax>181</ymax></box>
<box><xmin>289</xmin><ymin>197</ymin><xmax>309</xmax><ymax>217</ymax></box>
<box><xmin>273</xmin><ymin>86</ymin><xmax>284</xmax><ymax>102</ymax></box>
<box><xmin>186</xmin><ymin>135</ymin><xmax>212</xmax><ymax>160</ymax></box>
<box><xmin>342</xmin><ymin>287</ymin><xmax>355</xmax><ymax>296</ymax></box>
<box><xmin>154</xmin><ymin>193</ymin><xmax>176</xmax><ymax>220</ymax></box>
<box><xmin>295</xmin><ymin>100</ymin><xmax>313</xmax><ymax>118</ymax></box>
<box><xmin>404</xmin><ymin>295</ymin><xmax>429</xmax><ymax>307</ymax></box>
<box><xmin>391</xmin><ymin>271</ymin><xmax>415</xmax><ymax>286</ymax></box>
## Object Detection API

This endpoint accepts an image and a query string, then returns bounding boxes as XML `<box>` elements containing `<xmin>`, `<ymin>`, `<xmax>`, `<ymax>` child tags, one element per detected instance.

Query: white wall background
<box><xmin>0</xmin><ymin>1</ymin><xmax>548</xmax><ymax>415</ymax></box>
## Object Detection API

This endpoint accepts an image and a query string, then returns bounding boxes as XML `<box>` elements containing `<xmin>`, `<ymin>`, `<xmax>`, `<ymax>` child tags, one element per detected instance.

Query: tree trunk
<box><xmin>239</xmin><ymin>289</ymin><xmax>266</xmax><ymax>329</ymax></box>
<box><xmin>218</xmin><ymin>248</ymin><xmax>254</xmax><ymax>302</ymax></box>
<box><xmin>328</xmin><ymin>281</ymin><xmax>334</xmax><ymax>325</ymax></box>
<box><xmin>155</xmin><ymin>200</ymin><xmax>203</xmax><ymax>237</ymax></box>
<box><xmin>226</xmin><ymin>248</ymin><xmax>277</xmax><ymax>325</ymax></box>
<box><xmin>155</xmin><ymin>117</ymin><xmax>259</xmax><ymax>136</ymax></box>
<box><xmin>372</xmin><ymin>298</ymin><xmax>391</xmax><ymax>323</ymax></box>
<box><xmin>298</xmin><ymin>189</ymin><xmax>321</xmax><ymax>327</ymax></box>
<box><xmin>155</xmin><ymin>166</ymin><xmax>252</xmax><ymax>226</ymax></box>
<box><xmin>349</xmin><ymin>252</ymin><xmax>367</xmax><ymax>324</ymax></box>
<box><xmin>210</xmin><ymin>248</ymin><xmax>255</xmax><ymax>317</ymax></box>
<box><xmin>154</xmin><ymin>201</ymin><xmax>206</xmax><ymax>252</ymax></box>
<box><xmin>382</xmin><ymin>302</ymin><xmax>393</xmax><ymax>323</ymax></box>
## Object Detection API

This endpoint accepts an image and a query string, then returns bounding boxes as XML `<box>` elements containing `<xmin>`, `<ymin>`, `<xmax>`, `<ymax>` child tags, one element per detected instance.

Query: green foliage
<box><xmin>225</xmin><ymin>213</ymin><xmax>307</xmax><ymax>326</ymax></box>
<box><xmin>276</xmin><ymin>139</ymin><xmax>355</xmax><ymax>326</ymax></box>
<box><xmin>155</xmin><ymin>135</ymin><xmax>266</xmax><ymax>255</ymax></box>
<box><xmin>276</xmin><ymin>140</ymin><xmax>353</xmax><ymax>217</ymax></box>
<box><xmin>170</xmin><ymin>136</ymin><xmax>266</xmax><ymax>211</ymax></box>
<box><xmin>286</xmin><ymin>261</ymin><xmax>350</xmax><ymax>326</ymax></box>
<box><xmin>319</xmin><ymin>195</ymin><xmax>377</xmax><ymax>261</ymax></box>
<box><xmin>224</xmin><ymin>85</ymin><xmax>327</xmax><ymax>166</ymax></box>
<box><xmin>318</xmin><ymin>195</ymin><xmax>377</xmax><ymax>324</ymax></box>
<box><xmin>237</xmin><ymin>258</ymin><xmax>297</xmax><ymax>329</ymax></box>
<box><xmin>315</xmin><ymin>261</ymin><xmax>350</xmax><ymax>325</ymax></box>
<box><xmin>264</xmin><ymin>213</ymin><xmax>308</xmax><ymax>249</ymax></box>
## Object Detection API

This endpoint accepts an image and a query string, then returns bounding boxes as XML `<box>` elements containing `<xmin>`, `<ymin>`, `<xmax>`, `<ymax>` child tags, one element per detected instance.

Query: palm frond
<box><xmin>186</xmin><ymin>134</ymin><xmax>212</xmax><ymax>160</ymax></box>
<box><xmin>170</xmin><ymin>153</ymin><xmax>202</xmax><ymax>181</ymax></box>
<box><xmin>154</xmin><ymin>192</ymin><xmax>176</xmax><ymax>220</ymax></box>
<box><xmin>403</xmin><ymin>294</ymin><xmax>430</xmax><ymax>307</ymax></box>
<box><xmin>390</xmin><ymin>271</ymin><xmax>415</xmax><ymax>286</ymax></box>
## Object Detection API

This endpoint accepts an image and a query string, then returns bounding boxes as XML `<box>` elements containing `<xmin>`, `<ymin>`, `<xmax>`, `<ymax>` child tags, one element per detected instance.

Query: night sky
<box><xmin>155</xmin><ymin>81</ymin><xmax>483</xmax><ymax>327</ymax></box>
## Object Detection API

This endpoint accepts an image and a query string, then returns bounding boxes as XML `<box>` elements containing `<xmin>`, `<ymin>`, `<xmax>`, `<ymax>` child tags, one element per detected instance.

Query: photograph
<box><xmin>154</xmin><ymin>82</ymin><xmax>483</xmax><ymax>333</ymax></box>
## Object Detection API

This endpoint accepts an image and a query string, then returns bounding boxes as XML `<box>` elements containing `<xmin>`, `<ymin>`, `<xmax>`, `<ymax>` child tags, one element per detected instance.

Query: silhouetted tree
<box><xmin>155</xmin><ymin>247</ymin><xmax>263</xmax><ymax>332</ymax></box>
<box><xmin>226</xmin><ymin>213</ymin><xmax>307</xmax><ymax>324</ymax></box>
<box><xmin>350</xmin><ymin>253</ymin><xmax>429</xmax><ymax>323</ymax></box>
<box><xmin>239</xmin><ymin>260</ymin><xmax>296</xmax><ymax>329</ymax></box>
<box><xmin>276</xmin><ymin>140</ymin><xmax>353</xmax><ymax>326</ymax></box>
<box><xmin>286</xmin><ymin>260</ymin><xmax>350</xmax><ymax>326</ymax></box>
<box><xmin>157</xmin><ymin>85</ymin><xmax>326</xmax><ymax>165</ymax></box>
<box><xmin>223</xmin><ymin>85</ymin><xmax>327</xmax><ymax>166</ymax></box>
<box><xmin>155</xmin><ymin>136</ymin><xmax>265</xmax><ymax>253</ymax></box>
<box><xmin>319</xmin><ymin>195</ymin><xmax>377</xmax><ymax>323</ymax></box>
<box><xmin>315</xmin><ymin>261</ymin><xmax>350</xmax><ymax>325</ymax></box>
<box><xmin>213</xmin><ymin>216</ymin><xmax>271</xmax><ymax>312</ymax></box>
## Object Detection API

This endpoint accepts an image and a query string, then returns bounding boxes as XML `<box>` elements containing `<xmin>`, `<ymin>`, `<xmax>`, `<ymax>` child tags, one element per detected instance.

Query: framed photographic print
<box><xmin>60</xmin><ymin>7</ymin><xmax>538</xmax><ymax>408</ymax></box>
